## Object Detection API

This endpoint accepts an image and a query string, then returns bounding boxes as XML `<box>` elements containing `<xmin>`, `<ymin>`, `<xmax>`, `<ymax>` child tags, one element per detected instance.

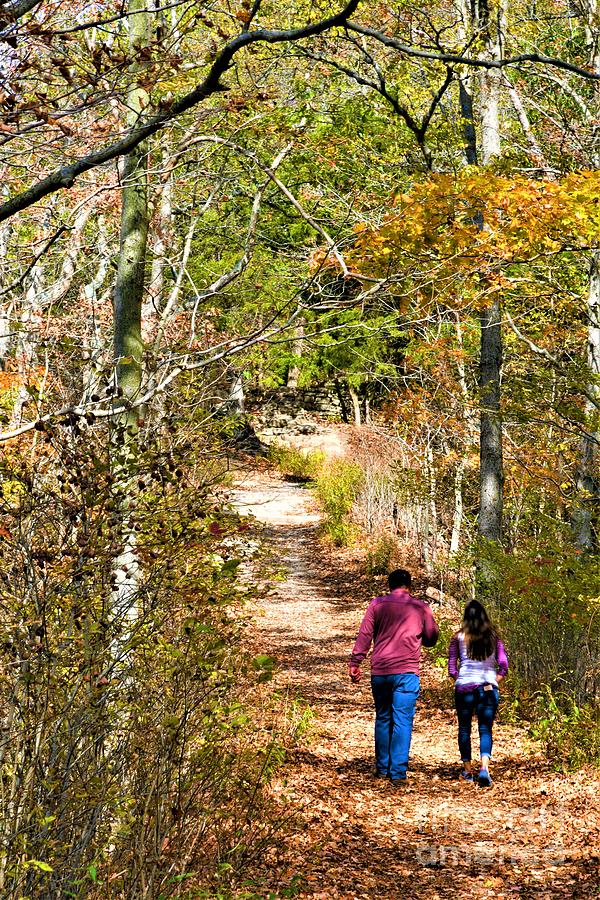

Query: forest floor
<box><xmin>231</xmin><ymin>467</ymin><xmax>600</xmax><ymax>900</ymax></box>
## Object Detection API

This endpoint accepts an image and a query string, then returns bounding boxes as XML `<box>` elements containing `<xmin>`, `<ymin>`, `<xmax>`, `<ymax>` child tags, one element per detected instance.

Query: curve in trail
<box><xmin>234</xmin><ymin>471</ymin><xmax>600</xmax><ymax>900</ymax></box>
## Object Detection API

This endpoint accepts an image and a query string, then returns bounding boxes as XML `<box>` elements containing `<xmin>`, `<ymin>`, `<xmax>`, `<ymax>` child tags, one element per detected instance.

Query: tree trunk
<box><xmin>286</xmin><ymin>323</ymin><xmax>304</xmax><ymax>388</ymax></box>
<box><xmin>113</xmin><ymin>0</ymin><xmax>150</xmax><ymax>418</ymax></box>
<box><xmin>572</xmin><ymin>1</ymin><xmax>600</xmax><ymax>549</ymax></box>
<box><xmin>426</xmin><ymin>439</ymin><xmax>437</xmax><ymax>571</ymax></box>
<box><xmin>479</xmin><ymin>68</ymin><xmax>502</xmax><ymax>164</ymax></box>
<box><xmin>458</xmin><ymin>77</ymin><xmax>478</xmax><ymax>165</ymax></box>
<box><xmin>348</xmin><ymin>385</ymin><xmax>361</xmax><ymax>426</ymax></box>
<box><xmin>457</xmin><ymin>0</ymin><xmax>477</xmax><ymax>165</ymax></box>
<box><xmin>0</xmin><ymin>213</ymin><xmax>12</xmax><ymax>369</ymax></box>
<box><xmin>9</xmin><ymin>257</ymin><xmax>44</xmax><ymax>429</ymax></box>
<box><xmin>451</xmin><ymin>313</ymin><xmax>474</xmax><ymax>556</ymax></box>
<box><xmin>110</xmin><ymin>0</ymin><xmax>151</xmax><ymax>656</ymax></box>
<box><xmin>229</xmin><ymin>374</ymin><xmax>244</xmax><ymax>415</ymax></box>
<box><xmin>143</xmin><ymin>145</ymin><xmax>172</xmax><ymax>340</ymax></box>
<box><xmin>334</xmin><ymin>379</ymin><xmax>350</xmax><ymax>423</ymax></box>
<box><xmin>479</xmin><ymin>300</ymin><xmax>504</xmax><ymax>542</ymax></box>
<box><xmin>477</xmin><ymin>0</ymin><xmax>505</xmax><ymax>545</ymax></box>
<box><xmin>450</xmin><ymin>459</ymin><xmax>465</xmax><ymax>556</ymax></box>
<box><xmin>573</xmin><ymin>250</ymin><xmax>600</xmax><ymax>550</ymax></box>
<box><xmin>504</xmin><ymin>76</ymin><xmax>546</xmax><ymax>167</ymax></box>
<box><xmin>82</xmin><ymin>219</ymin><xmax>110</xmax><ymax>401</ymax></box>
<box><xmin>456</xmin><ymin>0</ymin><xmax>505</xmax><ymax>548</ymax></box>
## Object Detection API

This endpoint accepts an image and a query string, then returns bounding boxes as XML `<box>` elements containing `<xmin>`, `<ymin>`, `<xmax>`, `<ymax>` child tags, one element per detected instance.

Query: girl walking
<box><xmin>448</xmin><ymin>600</ymin><xmax>508</xmax><ymax>787</ymax></box>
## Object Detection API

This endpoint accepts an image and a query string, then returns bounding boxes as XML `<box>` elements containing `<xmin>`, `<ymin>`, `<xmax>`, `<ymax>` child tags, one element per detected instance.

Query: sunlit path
<box><xmin>234</xmin><ymin>470</ymin><xmax>600</xmax><ymax>900</ymax></box>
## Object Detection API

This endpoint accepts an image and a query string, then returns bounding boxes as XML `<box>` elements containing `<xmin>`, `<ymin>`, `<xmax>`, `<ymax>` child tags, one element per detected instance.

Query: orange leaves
<box><xmin>0</xmin><ymin>371</ymin><xmax>20</xmax><ymax>393</ymax></box>
<box><xmin>349</xmin><ymin>170</ymin><xmax>600</xmax><ymax>293</ymax></box>
<box><xmin>0</xmin><ymin>367</ymin><xmax>47</xmax><ymax>395</ymax></box>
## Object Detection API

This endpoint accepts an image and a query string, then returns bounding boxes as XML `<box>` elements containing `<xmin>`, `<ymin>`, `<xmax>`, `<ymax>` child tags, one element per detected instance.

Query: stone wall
<box><xmin>245</xmin><ymin>386</ymin><xmax>349</xmax><ymax>436</ymax></box>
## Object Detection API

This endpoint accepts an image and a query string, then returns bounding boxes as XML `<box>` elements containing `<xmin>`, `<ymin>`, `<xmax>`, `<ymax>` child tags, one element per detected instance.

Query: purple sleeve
<box><xmin>350</xmin><ymin>602</ymin><xmax>375</xmax><ymax>666</ymax></box>
<box><xmin>448</xmin><ymin>635</ymin><xmax>460</xmax><ymax>678</ymax></box>
<box><xmin>496</xmin><ymin>639</ymin><xmax>509</xmax><ymax>676</ymax></box>
<box><xmin>422</xmin><ymin>604</ymin><xmax>439</xmax><ymax>647</ymax></box>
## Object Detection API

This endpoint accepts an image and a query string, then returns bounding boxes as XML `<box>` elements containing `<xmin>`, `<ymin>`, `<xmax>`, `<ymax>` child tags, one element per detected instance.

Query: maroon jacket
<box><xmin>350</xmin><ymin>588</ymin><xmax>439</xmax><ymax>675</ymax></box>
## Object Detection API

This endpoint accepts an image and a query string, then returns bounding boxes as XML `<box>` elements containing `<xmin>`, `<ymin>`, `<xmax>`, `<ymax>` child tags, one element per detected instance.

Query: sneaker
<box><xmin>460</xmin><ymin>770</ymin><xmax>474</xmax><ymax>782</ymax></box>
<box><xmin>478</xmin><ymin>769</ymin><xmax>493</xmax><ymax>787</ymax></box>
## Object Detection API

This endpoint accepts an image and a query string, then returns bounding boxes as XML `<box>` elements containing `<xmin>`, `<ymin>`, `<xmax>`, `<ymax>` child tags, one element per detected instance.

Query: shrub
<box><xmin>531</xmin><ymin>687</ymin><xmax>600</xmax><ymax>770</ymax></box>
<box><xmin>268</xmin><ymin>444</ymin><xmax>325</xmax><ymax>482</ymax></box>
<box><xmin>353</xmin><ymin>467</ymin><xmax>397</xmax><ymax>536</ymax></box>
<box><xmin>365</xmin><ymin>534</ymin><xmax>398</xmax><ymax>575</ymax></box>
<box><xmin>464</xmin><ymin>538</ymin><xmax>600</xmax><ymax>768</ymax></box>
<box><xmin>0</xmin><ymin>418</ymin><xmax>295</xmax><ymax>897</ymax></box>
<box><xmin>313</xmin><ymin>460</ymin><xmax>364</xmax><ymax>546</ymax></box>
<box><xmin>476</xmin><ymin>540</ymin><xmax>600</xmax><ymax>706</ymax></box>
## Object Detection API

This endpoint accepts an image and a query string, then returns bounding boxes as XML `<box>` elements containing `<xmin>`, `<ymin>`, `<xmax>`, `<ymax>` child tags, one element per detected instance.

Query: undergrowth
<box><xmin>0</xmin><ymin>405</ymin><xmax>306</xmax><ymax>898</ymax></box>
<box><xmin>529</xmin><ymin>688</ymin><xmax>600</xmax><ymax>770</ymax></box>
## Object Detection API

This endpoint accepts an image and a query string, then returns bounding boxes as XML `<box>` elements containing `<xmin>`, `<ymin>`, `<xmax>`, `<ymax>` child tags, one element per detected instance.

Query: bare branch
<box><xmin>0</xmin><ymin>0</ymin><xmax>360</xmax><ymax>224</ymax></box>
<box><xmin>0</xmin><ymin>225</ymin><xmax>68</xmax><ymax>298</ymax></box>
<box><xmin>0</xmin><ymin>307</ymin><xmax>303</xmax><ymax>443</ymax></box>
<box><xmin>348</xmin><ymin>22</ymin><xmax>600</xmax><ymax>81</ymax></box>
<box><xmin>505</xmin><ymin>309</ymin><xmax>600</xmax><ymax>411</ymax></box>
<box><xmin>504</xmin><ymin>309</ymin><xmax>558</xmax><ymax>363</ymax></box>
<box><xmin>188</xmin><ymin>142</ymin><xmax>293</xmax><ymax>344</ymax></box>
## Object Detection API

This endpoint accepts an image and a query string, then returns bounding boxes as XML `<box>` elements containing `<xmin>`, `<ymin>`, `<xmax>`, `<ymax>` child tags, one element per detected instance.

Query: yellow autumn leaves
<box><xmin>349</xmin><ymin>170</ymin><xmax>600</xmax><ymax>282</ymax></box>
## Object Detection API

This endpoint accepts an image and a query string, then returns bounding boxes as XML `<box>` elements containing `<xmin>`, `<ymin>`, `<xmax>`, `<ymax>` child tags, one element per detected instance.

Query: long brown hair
<box><xmin>462</xmin><ymin>600</ymin><xmax>498</xmax><ymax>661</ymax></box>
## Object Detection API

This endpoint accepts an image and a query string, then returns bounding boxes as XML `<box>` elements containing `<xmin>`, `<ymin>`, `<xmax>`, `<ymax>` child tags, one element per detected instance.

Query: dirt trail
<box><xmin>233</xmin><ymin>471</ymin><xmax>600</xmax><ymax>900</ymax></box>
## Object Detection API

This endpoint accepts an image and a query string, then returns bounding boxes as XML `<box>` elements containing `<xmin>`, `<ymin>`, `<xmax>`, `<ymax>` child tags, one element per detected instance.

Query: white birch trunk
<box><xmin>286</xmin><ymin>323</ymin><xmax>304</xmax><ymax>388</ymax></box>
<box><xmin>450</xmin><ymin>459</ymin><xmax>465</xmax><ymax>556</ymax></box>
<box><xmin>573</xmin><ymin>0</ymin><xmax>600</xmax><ymax>547</ymax></box>
<box><xmin>573</xmin><ymin>251</ymin><xmax>600</xmax><ymax>549</ymax></box>
<box><xmin>82</xmin><ymin>219</ymin><xmax>111</xmax><ymax>401</ymax></box>
<box><xmin>504</xmin><ymin>76</ymin><xmax>546</xmax><ymax>167</ymax></box>
<box><xmin>9</xmin><ymin>261</ymin><xmax>44</xmax><ymax>429</ymax></box>
<box><xmin>143</xmin><ymin>146</ymin><xmax>172</xmax><ymax>340</ymax></box>
<box><xmin>0</xmin><ymin>209</ymin><xmax>12</xmax><ymax>367</ymax></box>
<box><xmin>478</xmin><ymin>0</ymin><xmax>505</xmax><ymax>544</ymax></box>
<box><xmin>426</xmin><ymin>440</ymin><xmax>438</xmax><ymax>570</ymax></box>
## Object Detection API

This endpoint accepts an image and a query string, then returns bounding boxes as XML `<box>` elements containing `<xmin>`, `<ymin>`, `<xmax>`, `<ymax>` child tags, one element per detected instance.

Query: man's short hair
<box><xmin>389</xmin><ymin>569</ymin><xmax>412</xmax><ymax>590</ymax></box>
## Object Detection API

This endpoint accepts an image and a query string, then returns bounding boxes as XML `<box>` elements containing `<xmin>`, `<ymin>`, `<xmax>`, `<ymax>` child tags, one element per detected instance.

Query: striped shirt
<box><xmin>448</xmin><ymin>632</ymin><xmax>509</xmax><ymax>692</ymax></box>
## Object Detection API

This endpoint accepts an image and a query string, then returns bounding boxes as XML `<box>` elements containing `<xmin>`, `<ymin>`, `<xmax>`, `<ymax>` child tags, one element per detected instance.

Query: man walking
<box><xmin>349</xmin><ymin>569</ymin><xmax>439</xmax><ymax>784</ymax></box>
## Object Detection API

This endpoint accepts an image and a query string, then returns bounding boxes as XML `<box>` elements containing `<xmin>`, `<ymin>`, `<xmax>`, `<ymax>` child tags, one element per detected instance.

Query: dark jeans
<box><xmin>455</xmin><ymin>685</ymin><xmax>499</xmax><ymax>762</ymax></box>
<box><xmin>371</xmin><ymin>673</ymin><xmax>420</xmax><ymax>779</ymax></box>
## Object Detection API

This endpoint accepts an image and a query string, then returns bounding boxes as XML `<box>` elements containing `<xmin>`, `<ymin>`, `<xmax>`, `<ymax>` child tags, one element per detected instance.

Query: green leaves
<box><xmin>252</xmin><ymin>653</ymin><xmax>276</xmax><ymax>682</ymax></box>
<box><xmin>23</xmin><ymin>860</ymin><xmax>53</xmax><ymax>873</ymax></box>
<box><xmin>220</xmin><ymin>558</ymin><xmax>241</xmax><ymax>577</ymax></box>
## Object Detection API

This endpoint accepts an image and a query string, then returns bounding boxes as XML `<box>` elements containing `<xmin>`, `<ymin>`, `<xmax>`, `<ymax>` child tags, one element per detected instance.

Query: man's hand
<box><xmin>349</xmin><ymin>665</ymin><xmax>361</xmax><ymax>684</ymax></box>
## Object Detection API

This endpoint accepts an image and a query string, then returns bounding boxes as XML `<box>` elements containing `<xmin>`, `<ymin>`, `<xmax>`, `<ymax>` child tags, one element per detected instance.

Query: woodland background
<box><xmin>0</xmin><ymin>0</ymin><xmax>599</xmax><ymax>896</ymax></box>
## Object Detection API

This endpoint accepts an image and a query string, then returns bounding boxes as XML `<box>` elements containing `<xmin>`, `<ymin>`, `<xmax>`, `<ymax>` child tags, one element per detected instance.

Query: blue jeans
<box><xmin>371</xmin><ymin>673</ymin><xmax>420</xmax><ymax>779</ymax></box>
<box><xmin>455</xmin><ymin>686</ymin><xmax>499</xmax><ymax>761</ymax></box>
